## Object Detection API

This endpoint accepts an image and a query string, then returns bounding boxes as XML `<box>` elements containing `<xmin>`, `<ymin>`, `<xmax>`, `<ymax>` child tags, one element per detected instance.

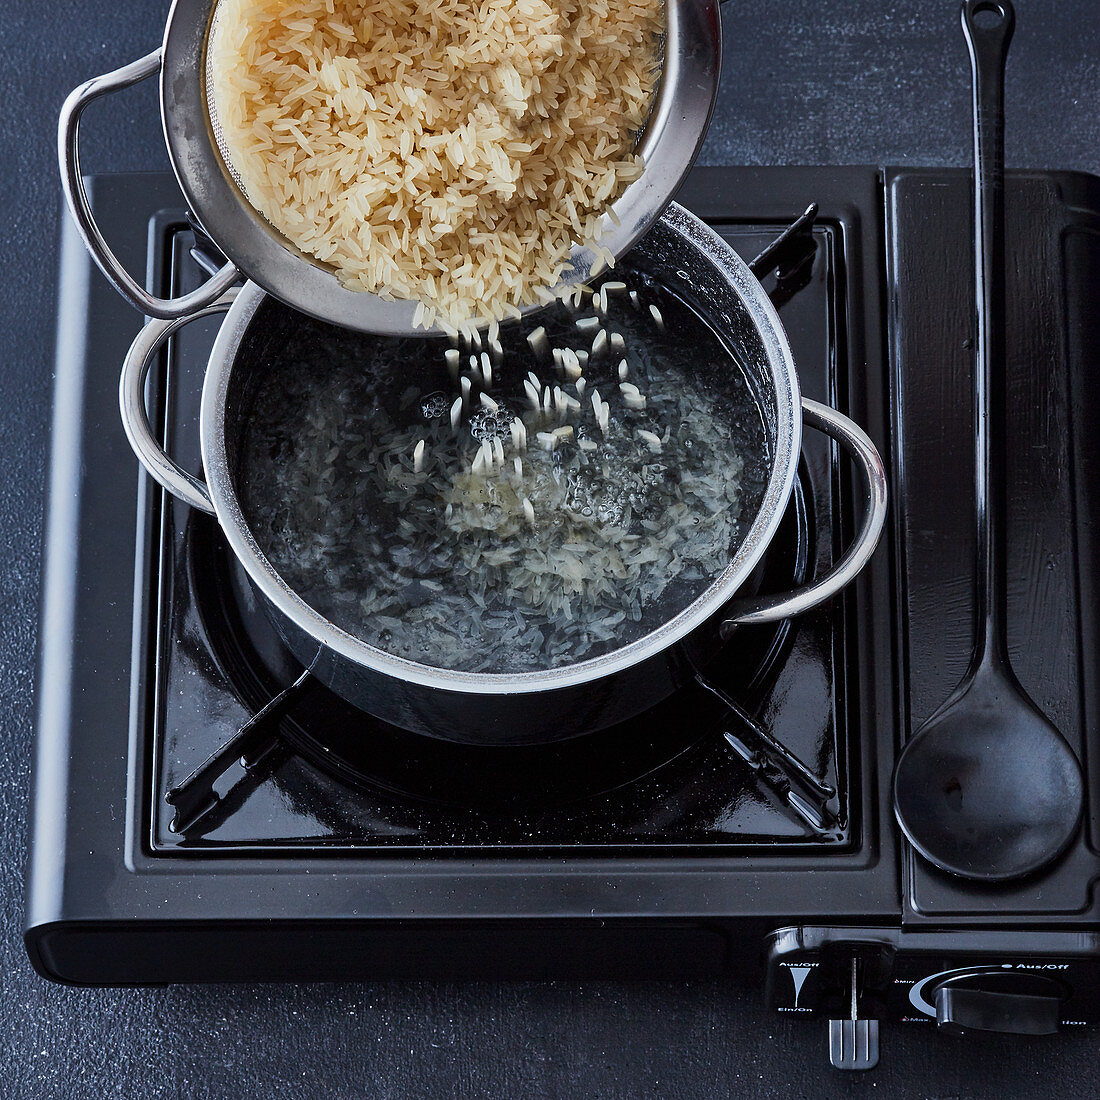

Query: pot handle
<box><xmin>59</xmin><ymin>48</ymin><xmax>240</xmax><ymax>319</ymax></box>
<box><xmin>119</xmin><ymin>289</ymin><xmax>240</xmax><ymax>516</ymax></box>
<box><xmin>720</xmin><ymin>398</ymin><xmax>888</xmax><ymax>633</ymax></box>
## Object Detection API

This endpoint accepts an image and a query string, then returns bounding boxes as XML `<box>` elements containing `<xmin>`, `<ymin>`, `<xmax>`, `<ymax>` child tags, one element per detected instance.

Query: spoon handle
<box><xmin>961</xmin><ymin>0</ymin><xmax>1015</xmax><ymax>671</ymax></box>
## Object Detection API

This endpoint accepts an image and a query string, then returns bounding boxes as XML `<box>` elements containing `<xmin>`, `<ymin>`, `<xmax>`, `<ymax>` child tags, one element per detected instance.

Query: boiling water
<box><xmin>236</xmin><ymin>276</ymin><xmax>769</xmax><ymax>674</ymax></box>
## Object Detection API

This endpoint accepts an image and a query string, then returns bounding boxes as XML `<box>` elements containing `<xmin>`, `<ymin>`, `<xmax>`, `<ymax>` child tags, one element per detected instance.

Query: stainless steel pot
<box><xmin>120</xmin><ymin>203</ymin><xmax>888</xmax><ymax>745</ymax></box>
<box><xmin>60</xmin><ymin>0</ymin><xmax>722</xmax><ymax>334</ymax></box>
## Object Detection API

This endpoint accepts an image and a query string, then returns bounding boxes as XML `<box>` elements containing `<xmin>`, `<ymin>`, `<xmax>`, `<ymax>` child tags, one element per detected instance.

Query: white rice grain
<box><xmin>527</xmin><ymin>327</ymin><xmax>548</xmax><ymax>357</ymax></box>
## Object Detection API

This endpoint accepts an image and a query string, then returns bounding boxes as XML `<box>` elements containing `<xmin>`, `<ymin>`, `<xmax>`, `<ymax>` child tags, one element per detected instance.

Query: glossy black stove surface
<box><xmin>31</xmin><ymin>164</ymin><xmax>1100</xmax><ymax>999</ymax></box>
<box><xmin>29</xmin><ymin>167</ymin><xmax>906</xmax><ymax>993</ymax></box>
<box><xmin>147</xmin><ymin>201</ymin><xmax>852</xmax><ymax>852</ymax></box>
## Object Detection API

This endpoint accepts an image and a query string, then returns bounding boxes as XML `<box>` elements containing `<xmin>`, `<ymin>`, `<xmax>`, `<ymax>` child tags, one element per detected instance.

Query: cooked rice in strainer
<box><xmin>209</xmin><ymin>0</ymin><xmax>663</xmax><ymax>329</ymax></box>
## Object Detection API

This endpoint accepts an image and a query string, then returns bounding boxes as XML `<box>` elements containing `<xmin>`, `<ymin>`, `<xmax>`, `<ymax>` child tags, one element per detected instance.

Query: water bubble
<box><xmin>421</xmin><ymin>391</ymin><xmax>451</xmax><ymax>419</ymax></box>
<box><xmin>469</xmin><ymin>404</ymin><xmax>513</xmax><ymax>442</ymax></box>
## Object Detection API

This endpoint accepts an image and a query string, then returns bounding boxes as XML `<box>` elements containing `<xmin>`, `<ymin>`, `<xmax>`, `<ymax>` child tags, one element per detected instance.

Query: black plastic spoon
<box><xmin>891</xmin><ymin>0</ymin><xmax>1084</xmax><ymax>882</ymax></box>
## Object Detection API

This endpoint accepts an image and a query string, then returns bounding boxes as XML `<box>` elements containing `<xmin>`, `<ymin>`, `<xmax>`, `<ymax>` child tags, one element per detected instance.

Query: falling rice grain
<box><xmin>524</xmin><ymin>379</ymin><xmax>541</xmax><ymax>411</ymax></box>
<box><xmin>575</xmin><ymin>316</ymin><xmax>600</xmax><ymax>332</ymax></box>
<box><xmin>449</xmin><ymin>396</ymin><xmax>462</xmax><ymax>429</ymax></box>
<box><xmin>510</xmin><ymin>417</ymin><xmax>528</xmax><ymax>453</ymax></box>
<box><xmin>480</xmin><ymin>392</ymin><xmax>499</xmax><ymax>411</ymax></box>
<box><xmin>480</xmin><ymin>351</ymin><xmax>493</xmax><ymax>388</ymax></box>
<box><xmin>610</xmin><ymin>332</ymin><xmax>625</xmax><ymax>353</ymax></box>
<box><xmin>649</xmin><ymin>304</ymin><xmax>665</xmax><ymax>331</ymax></box>
<box><xmin>591</xmin><ymin>329</ymin><xmax>608</xmax><ymax>358</ymax></box>
<box><xmin>618</xmin><ymin>359</ymin><xmax>629</xmax><ymax>380</ymax></box>
<box><xmin>527</xmin><ymin>327</ymin><xmax>548</xmax><ymax>357</ymax></box>
<box><xmin>460</xmin><ymin>376</ymin><xmax>472</xmax><ymax>406</ymax></box>
<box><xmin>413</xmin><ymin>439</ymin><xmax>426</xmax><ymax>472</ymax></box>
<box><xmin>522</xmin><ymin>497</ymin><xmax>536</xmax><ymax>526</ymax></box>
<box><xmin>444</xmin><ymin>348</ymin><xmax>460</xmax><ymax>380</ymax></box>
<box><xmin>638</xmin><ymin>429</ymin><xmax>663</xmax><ymax>453</ymax></box>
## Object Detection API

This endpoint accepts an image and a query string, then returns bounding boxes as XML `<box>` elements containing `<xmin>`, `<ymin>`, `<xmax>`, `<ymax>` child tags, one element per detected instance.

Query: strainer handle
<box><xmin>119</xmin><ymin>289</ymin><xmax>240</xmax><ymax>516</ymax></box>
<box><xmin>720</xmin><ymin>399</ymin><xmax>888</xmax><ymax>631</ymax></box>
<box><xmin>59</xmin><ymin>49</ymin><xmax>240</xmax><ymax>320</ymax></box>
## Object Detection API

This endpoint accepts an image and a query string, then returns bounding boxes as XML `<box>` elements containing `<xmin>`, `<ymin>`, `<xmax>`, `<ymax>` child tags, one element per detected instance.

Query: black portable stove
<box><xmin>27</xmin><ymin>166</ymin><xmax>1100</xmax><ymax>1068</ymax></box>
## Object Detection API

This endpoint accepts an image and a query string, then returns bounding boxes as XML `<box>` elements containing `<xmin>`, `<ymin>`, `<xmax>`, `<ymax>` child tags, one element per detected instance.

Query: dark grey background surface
<box><xmin>3</xmin><ymin>1</ymin><xmax>1098</xmax><ymax>1097</ymax></box>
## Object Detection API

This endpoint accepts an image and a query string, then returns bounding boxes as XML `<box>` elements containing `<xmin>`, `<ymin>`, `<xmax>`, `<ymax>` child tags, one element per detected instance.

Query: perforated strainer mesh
<box><xmin>204</xmin><ymin>2</ymin><xmax>250</xmax><ymax>199</ymax></box>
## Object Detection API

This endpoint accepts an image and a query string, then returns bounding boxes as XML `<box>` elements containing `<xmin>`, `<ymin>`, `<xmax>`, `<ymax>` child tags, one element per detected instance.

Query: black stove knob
<box><xmin>933</xmin><ymin>972</ymin><xmax>1064</xmax><ymax>1036</ymax></box>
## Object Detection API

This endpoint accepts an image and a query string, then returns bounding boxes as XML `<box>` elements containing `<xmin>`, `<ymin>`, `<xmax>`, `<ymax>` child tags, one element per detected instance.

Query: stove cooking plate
<box><xmin>146</xmin><ymin>213</ymin><xmax>852</xmax><ymax>852</ymax></box>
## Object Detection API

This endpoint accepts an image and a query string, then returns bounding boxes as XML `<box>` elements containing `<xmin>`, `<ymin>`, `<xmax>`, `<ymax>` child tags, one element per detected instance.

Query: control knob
<box><xmin>929</xmin><ymin>970</ymin><xmax>1065</xmax><ymax>1036</ymax></box>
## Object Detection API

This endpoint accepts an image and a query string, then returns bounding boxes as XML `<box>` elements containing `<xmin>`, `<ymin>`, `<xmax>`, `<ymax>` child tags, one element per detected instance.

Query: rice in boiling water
<box><xmin>237</xmin><ymin>275</ymin><xmax>768</xmax><ymax>674</ymax></box>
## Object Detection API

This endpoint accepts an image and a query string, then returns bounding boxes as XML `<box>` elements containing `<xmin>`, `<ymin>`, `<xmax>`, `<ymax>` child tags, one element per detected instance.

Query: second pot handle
<box><xmin>720</xmin><ymin>398</ymin><xmax>888</xmax><ymax>633</ymax></box>
<box><xmin>119</xmin><ymin>289</ymin><xmax>240</xmax><ymax>515</ymax></box>
<box><xmin>59</xmin><ymin>48</ymin><xmax>240</xmax><ymax>319</ymax></box>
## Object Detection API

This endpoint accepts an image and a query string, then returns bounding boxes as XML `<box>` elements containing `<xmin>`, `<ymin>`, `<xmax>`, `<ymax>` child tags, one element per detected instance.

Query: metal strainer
<box><xmin>60</xmin><ymin>0</ymin><xmax>722</xmax><ymax>334</ymax></box>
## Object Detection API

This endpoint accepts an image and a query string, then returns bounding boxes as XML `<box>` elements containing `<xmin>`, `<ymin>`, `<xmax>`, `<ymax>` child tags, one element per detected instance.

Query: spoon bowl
<box><xmin>893</xmin><ymin>663</ymin><xmax>1083</xmax><ymax>881</ymax></box>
